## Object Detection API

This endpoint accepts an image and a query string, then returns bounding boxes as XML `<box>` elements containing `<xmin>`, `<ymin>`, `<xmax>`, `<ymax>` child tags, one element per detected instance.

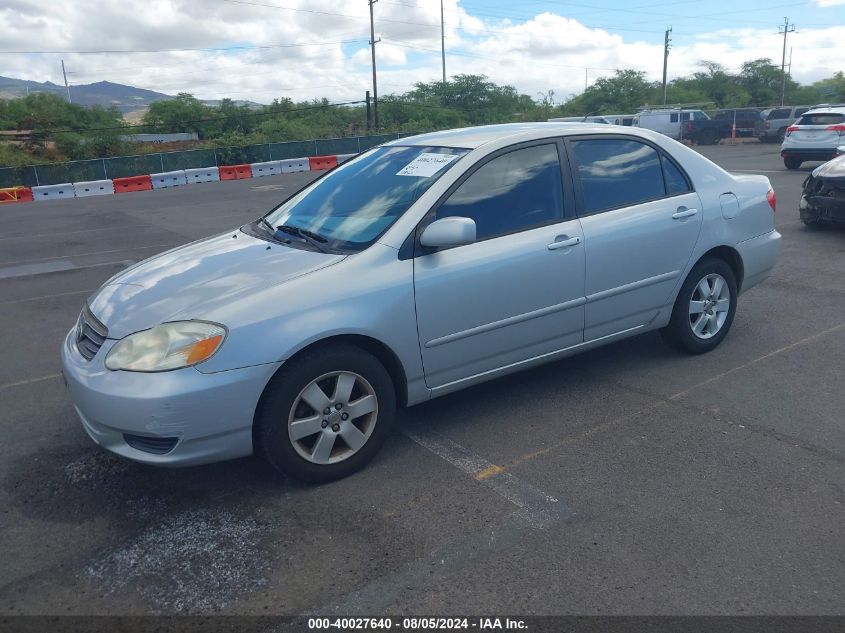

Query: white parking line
<box><xmin>0</xmin><ymin>373</ymin><xmax>63</xmax><ymax>390</ymax></box>
<box><xmin>0</xmin><ymin>243</ymin><xmax>172</xmax><ymax>266</ymax></box>
<box><xmin>730</xmin><ymin>169</ymin><xmax>796</xmax><ymax>174</ymax></box>
<box><xmin>0</xmin><ymin>259</ymin><xmax>134</xmax><ymax>280</ymax></box>
<box><xmin>404</xmin><ymin>427</ymin><xmax>574</xmax><ymax>528</ymax></box>
<box><xmin>0</xmin><ymin>289</ymin><xmax>95</xmax><ymax>305</ymax></box>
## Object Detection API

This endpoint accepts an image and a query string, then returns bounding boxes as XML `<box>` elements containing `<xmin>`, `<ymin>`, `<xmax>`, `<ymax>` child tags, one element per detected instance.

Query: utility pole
<box><xmin>778</xmin><ymin>17</ymin><xmax>796</xmax><ymax>106</ymax></box>
<box><xmin>584</xmin><ymin>68</ymin><xmax>588</xmax><ymax>92</ymax></box>
<box><xmin>662</xmin><ymin>26</ymin><xmax>672</xmax><ymax>105</ymax></box>
<box><xmin>368</xmin><ymin>0</ymin><xmax>380</xmax><ymax>130</ymax></box>
<box><xmin>366</xmin><ymin>90</ymin><xmax>372</xmax><ymax>132</ymax></box>
<box><xmin>440</xmin><ymin>0</ymin><xmax>446</xmax><ymax>85</ymax></box>
<box><xmin>61</xmin><ymin>59</ymin><xmax>71</xmax><ymax>103</ymax></box>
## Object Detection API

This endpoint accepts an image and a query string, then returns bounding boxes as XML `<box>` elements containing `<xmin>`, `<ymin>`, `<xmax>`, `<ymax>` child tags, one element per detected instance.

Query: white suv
<box><xmin>780</xmin><ymin>106</ymin><xmax>845</xmax><ymax>169</ymax></box>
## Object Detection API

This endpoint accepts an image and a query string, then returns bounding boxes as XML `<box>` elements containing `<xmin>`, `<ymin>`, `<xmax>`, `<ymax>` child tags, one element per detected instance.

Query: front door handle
<box><xmin>548</xmin><ymin>235</ymin><xmax>582</xmax><ymax>250</ymax></box>
<box><xmin>672</xmin><ymin>207</ymin><xmax>698</xmax><ymax>220</ymax></box>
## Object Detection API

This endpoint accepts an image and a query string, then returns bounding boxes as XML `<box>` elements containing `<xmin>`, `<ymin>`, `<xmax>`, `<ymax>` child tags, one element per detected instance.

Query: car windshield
<box><xmin>264</xmin><ymin>145</ymin><xmax>468</xmax><ymax>252</ymax></box>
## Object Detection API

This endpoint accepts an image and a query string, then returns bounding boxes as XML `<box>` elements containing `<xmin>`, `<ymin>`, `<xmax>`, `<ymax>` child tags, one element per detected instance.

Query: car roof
<box><xmin>385</xmin><ymin>122</ymin><xmax>644</xmax><ymax>149</ymax></box>
<box><xmin>803</xmin><ymin>105</ymin><xmax>845</xmax><ymax>115</ymax></box>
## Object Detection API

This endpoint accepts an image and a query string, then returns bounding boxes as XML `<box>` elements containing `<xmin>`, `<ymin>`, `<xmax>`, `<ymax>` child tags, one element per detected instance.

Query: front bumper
<box><xmin>800</xmin><ymin>174</ymin><xmax>845</xmax><ymax>224</ymax></box>
<box><xmin>61</xmin><ymin>328</ymin><xmax>281</xmax><ymax>466</ymax></box>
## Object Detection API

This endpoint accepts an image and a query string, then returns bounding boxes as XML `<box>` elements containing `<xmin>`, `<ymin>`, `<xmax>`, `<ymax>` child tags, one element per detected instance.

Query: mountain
<box><xmin>0</xmin><ymin>76</ymin><xmax>264</xmax><ymax>112</ymax></box>
<box><xmin>0</xmin><ymin>76</ymin><xmax>174</xmax><ymax>112</ymax></box>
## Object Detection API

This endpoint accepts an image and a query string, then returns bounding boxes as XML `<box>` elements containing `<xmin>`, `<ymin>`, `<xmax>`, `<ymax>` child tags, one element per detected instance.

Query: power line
<box><xmin>385</xmin><ymin>38</ymin><xmax>624</xmax><ymax>72</ymax></box>
<box><xmin>778</xmin><ymin>17</ymin><xmax>797</xmax><ymax>106</ymax></box>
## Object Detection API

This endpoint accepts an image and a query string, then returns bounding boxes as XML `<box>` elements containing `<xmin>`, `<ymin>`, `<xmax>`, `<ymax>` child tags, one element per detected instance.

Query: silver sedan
<box><xmin>62</xmin><ymin>123</ymin><xmax>782</xmax><ymax>482</ymax></box>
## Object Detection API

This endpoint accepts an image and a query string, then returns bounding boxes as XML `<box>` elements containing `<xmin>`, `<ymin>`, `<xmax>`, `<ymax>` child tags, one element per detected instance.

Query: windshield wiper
<box><xmin>275</xmin><ymin>224</ymin><xmax>330</xmax><ymax>253</ymax></box>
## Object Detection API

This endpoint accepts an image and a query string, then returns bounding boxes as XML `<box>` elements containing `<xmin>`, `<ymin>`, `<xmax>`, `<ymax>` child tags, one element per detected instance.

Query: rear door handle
<box><xmin>672</xmin><ymin>207</ymin><xmax>698</xmax><ymax>220</ymax></box>
<box><xmin>548</xmin><ymin>235</ymin><xmax>582</xmax><ymax>250</ymax></box>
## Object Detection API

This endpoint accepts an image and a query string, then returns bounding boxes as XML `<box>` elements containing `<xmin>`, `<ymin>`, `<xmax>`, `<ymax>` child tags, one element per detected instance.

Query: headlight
<box><xmin>105</xmin><ymin>321</ymin><xmax>227</xmax><ymax>372</ymax></box>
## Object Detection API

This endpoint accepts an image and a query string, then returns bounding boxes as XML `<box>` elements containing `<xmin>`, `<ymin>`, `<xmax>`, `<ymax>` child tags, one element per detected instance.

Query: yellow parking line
<box><xmin>474</xmin><ymin>464</ymin><xmax>504</xmax><ymax>481</ymax></box>
<box><xmin>502</xmin><ymin>321</ymin><xmax>845</xmax><ymax>472</ymax></box>
<box><xmin>667</xmin><ymin>321</ymin><xmax>845</xmax><ymax>402</ymax></box>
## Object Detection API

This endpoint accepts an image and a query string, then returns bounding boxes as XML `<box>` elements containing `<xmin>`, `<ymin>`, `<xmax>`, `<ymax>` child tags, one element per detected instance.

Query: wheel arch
<box><xmin>693</xmin><ymin>245</ymin><xmax>745</xmax><ymax>291</ymax></box>
<box><xmin>262</xmin><ymin>333</ymin><xmax>410</xmax><ymax>409</ymax></box>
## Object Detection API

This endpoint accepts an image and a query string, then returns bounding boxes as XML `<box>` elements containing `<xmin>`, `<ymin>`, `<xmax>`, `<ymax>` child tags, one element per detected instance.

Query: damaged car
<box><xmin>800</xmin><ymin>151</ymin><xmax>845</xmax><ymax>226</ymax></box>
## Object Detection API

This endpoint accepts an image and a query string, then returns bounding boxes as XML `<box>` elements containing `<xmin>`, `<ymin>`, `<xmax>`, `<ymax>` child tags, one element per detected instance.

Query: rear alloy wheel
<box><xmin>661</xmin><ymin>258</ymin><xmax>737</xmax><ymax>354</ymax></box>
<box><xmin>256</xmin><ymin>344</ymin><xmax>395</xmax><ymax>482</ymax></box>
<box><xmin>784</xmin><ymin>156</ymin><xmax>802</xmax><ymax>170</ymax></box>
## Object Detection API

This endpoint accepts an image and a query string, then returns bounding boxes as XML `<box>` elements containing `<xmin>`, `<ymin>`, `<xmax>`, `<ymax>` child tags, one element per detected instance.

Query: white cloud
<box><xmin>0</xmin><ymin>0</ymin><xmax>843</xmax><ymax>106</ymax></box>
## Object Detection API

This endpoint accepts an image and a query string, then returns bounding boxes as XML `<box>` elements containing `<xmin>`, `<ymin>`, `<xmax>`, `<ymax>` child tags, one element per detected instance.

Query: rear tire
<box><xmin>255</xmin><ymin>344</ymin><xmax>396</xmax><ymax>483</ymax></box>
<box><xmin>784</xmin><ymin>157</ymin><xmax>802</xmax><ymax>170</ymax></box>
<box><xmin>699</xmin><ymin>129</ymin><xmax>718</xmax><ymax>146</ymax></box>
<box><xmin>661</xmin><ymin>258</ymin><xmax>738</xmax><ymax>355</ymax></box>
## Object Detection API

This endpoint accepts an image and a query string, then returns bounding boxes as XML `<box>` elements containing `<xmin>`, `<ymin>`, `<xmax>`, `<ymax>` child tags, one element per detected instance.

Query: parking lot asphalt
<box><xmin>1</xmin><ymin>142</ymin><xmax>843</xmax><ymax>616</ymax></box>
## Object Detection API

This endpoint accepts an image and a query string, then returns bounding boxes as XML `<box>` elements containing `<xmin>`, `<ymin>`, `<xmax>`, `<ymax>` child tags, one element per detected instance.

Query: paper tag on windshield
<box><xmin>396</xmin><ymin>153</ymin><xmax>459</xmax><ymax>177</ymax></box>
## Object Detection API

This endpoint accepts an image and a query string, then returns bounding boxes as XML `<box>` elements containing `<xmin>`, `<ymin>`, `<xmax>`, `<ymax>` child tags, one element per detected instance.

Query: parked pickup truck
<box><xmin>682</xmin><ymin>108</ymin><xmax>762</xmax><ymax>145</ymax></box>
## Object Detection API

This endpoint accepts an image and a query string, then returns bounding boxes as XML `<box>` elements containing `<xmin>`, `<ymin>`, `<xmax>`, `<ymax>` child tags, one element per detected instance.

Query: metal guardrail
<box><xmin>0</xmin><ymin>132</ymin><xmax>412</xmax><ymax>188</ymax></box>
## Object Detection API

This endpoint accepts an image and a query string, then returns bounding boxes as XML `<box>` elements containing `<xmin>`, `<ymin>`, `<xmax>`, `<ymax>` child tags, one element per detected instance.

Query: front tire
<box><xmin>784</xmin><ymin>157</ymin><xmax>802</xmax><ymax>170</ymax></box>
<box><xmin>255</xmin><ymin>344</ymin><xmax>396</xmax><ymax>483</ymax></box>
<box><xmin>661</xmin><ymin>258</ymin><xmax>738</xmax><ymax>355</ymax></box>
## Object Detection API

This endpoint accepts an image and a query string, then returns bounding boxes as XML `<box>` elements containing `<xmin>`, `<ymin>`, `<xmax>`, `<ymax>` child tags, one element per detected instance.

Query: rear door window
<box><xmin>797</xmin><ymin>113</ymin><xmax>845</xmax><ymax>126</ymax></box>
<box><xmin>571</xmin><ymin>138</ymin><xmax>681</xmax><ymax>214</ymax></box>
<box><xmin>769</xmin><ymin>108</ymin><xmax>791</xmax><ymax>120</ymax></box>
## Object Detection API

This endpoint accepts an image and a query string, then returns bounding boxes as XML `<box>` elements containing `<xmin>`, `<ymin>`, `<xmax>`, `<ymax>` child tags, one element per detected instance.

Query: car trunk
<box><xmin>788</xmin><ymin>113</ymin><xmax>845</xmax><ymax>147</ymax></box>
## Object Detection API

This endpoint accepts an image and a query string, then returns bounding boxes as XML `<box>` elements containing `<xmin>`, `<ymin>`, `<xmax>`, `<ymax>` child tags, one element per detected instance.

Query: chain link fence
<box><xmin>0</xmin><ymin>132</ymin><xmax>411</xmax><ymax>188</ymax></box>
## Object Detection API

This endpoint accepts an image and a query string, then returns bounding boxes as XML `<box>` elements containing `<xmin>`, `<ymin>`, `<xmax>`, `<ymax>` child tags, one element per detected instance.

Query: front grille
<box><xmin>123</xmin><ymin>434</ymin><xmax>179</xmax><ymax>455</ymax></box>
<box><xmin>75</xmin><ymin>305</ymin><xmax>108</xmax><ymax>360</ymax></box>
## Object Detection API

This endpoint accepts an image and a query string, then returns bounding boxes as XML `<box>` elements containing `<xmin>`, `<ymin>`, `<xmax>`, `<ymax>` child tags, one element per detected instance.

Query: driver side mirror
<box><xmin>419</xmin><ymin>217</ymin><xmax>476</xmax><ymax>249</ymax></box>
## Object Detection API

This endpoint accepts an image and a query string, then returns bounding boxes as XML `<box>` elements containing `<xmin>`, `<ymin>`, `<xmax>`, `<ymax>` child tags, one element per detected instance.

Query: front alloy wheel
<box><xmin>288</xmin><ymin>371</ymin><xmax>378</xmax><ymax>465</ymax></box>
<box><xmin>256</xmin><ymin>344</ymin><xmax>396</xmax><ymax>482</ymax></box>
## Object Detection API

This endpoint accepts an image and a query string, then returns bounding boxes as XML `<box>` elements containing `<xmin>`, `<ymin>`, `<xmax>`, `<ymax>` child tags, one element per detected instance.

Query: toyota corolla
<box><xmin>62</xmin><ymin>123</ymin><xmax>781</xmax><ymax>482</ymax></box>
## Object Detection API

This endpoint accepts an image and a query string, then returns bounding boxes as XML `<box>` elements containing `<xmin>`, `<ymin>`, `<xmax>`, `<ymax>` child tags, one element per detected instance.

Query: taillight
<box><xmin>766</xmin><ymin>189</ymin><xmax>776</xmax><ymax>212</ymax></box>
<box><xmin>686</xmin><ymin>121</ymin><xmax>693</xmax><ymax>132</ymax></box>
<box><xmin>786</xmin><ymin>125</ymin><xmax>799</xmax><ymax>137</ymax></box>
<box><xmin>826</xmin><ymin>124</ymin><xmax>845</xmax><ymax>135</ymax></box>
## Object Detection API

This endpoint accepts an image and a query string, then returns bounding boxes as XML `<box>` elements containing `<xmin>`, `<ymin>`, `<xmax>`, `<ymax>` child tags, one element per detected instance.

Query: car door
<box><xmin>566</xmin><ymin>136</ymin><xmax>703</xmax><ymax>341</ymax></box>
<box><xmin>413</xmin><ymin>141</ymin><xmax>585</xmax><ymax>391</ymax></box>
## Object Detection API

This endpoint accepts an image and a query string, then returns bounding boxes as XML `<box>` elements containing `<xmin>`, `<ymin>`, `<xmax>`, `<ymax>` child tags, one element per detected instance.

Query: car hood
<box><xmin>812</xmin><ymin>154</ymin><xmax>845</xmax><ymax>179</ymax></box>
<box><xmin>89</xmin><ymin>229</ymin><xmax>345</xmax><ymax>339</ymax></box>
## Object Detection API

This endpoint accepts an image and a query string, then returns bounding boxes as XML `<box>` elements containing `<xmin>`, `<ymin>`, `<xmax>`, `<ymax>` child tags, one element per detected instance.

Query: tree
<box><xmin>142</xmin><ymin>93</ymin><xmax>212</xmax><ymax>137</ymax></box>
<box><xmin>739</xmin><ymin>58</ymin><xmax>799</xmax><ymax>106</ymax></box>
<box><xmin>561</xmin><ymin>70</ymin><xmax>657</xmax><ymax>115</ymax></box>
